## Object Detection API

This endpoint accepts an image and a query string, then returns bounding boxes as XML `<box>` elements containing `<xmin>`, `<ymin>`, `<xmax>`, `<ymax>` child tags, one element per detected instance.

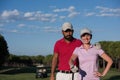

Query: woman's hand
<box><xmin>94</xmin><ymin>71</ymin><xmax>104</xmax><ymax>77</ymax></box>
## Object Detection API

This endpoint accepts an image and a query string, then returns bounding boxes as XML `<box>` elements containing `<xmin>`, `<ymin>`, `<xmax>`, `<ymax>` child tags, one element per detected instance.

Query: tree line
<box><xmin>0</xmin><ymin>34</ymin><xmax>120</xmax><ymax>71</ymax></box>
<box><xmin>99</xmin><ymin>41</ymin><xmax>120</xmax><ymax>71</ymax></box>
<box><xmin>4</xmin><ymin>54</ymin><xmax>53</xmax><ymax>67</ymax></box>
<box><xmin>0</xmin><ymin>34</ymin><xmax>53</xmax><ymax>67</ymax></box>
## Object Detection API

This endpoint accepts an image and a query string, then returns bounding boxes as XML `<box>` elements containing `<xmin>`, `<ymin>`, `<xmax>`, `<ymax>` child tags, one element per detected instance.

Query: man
<box><xmin>50</xmin><ymin>22</ymin><xmax>82</xmax><ymax>80</ymax></box>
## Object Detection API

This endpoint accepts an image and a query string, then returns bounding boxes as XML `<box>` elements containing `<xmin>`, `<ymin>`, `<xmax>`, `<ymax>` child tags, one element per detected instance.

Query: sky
<box><xmin>0</xmin><ymin>0</ymin><xmax>120</xmax><ymax>56</ymax></box>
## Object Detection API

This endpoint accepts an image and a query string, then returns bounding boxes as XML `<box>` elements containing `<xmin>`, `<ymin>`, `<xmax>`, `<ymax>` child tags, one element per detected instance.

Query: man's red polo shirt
<box><xmin>54</xmin><ymin>38</ymin><xmax>82</xmax><ymax>70</ymax></box>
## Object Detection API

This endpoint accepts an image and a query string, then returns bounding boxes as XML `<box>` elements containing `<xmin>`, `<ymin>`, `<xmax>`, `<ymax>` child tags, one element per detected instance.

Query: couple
<box><xmin>50</xmin><ymin>22</ymin><xmax>113</xmax><ymax>80</ymax></box>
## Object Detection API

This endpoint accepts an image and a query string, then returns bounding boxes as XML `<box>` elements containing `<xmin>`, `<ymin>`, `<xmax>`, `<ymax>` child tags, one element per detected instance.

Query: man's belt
<box><xmin>58</xmin><ymin>70</ymin><xmax>78</xmax><ymax>73</ymax></box>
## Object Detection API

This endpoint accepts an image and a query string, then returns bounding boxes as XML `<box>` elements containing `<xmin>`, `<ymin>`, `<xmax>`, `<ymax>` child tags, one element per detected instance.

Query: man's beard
<box><xmin>64</xmin><ymin>35</ymin><xmax>73</xmax><ymax>41</ymax></box>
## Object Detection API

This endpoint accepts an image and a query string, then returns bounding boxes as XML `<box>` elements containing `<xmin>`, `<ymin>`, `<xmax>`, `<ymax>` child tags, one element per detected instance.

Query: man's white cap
<box><xmin>80</xmin><ymin>28</ymin><xmax>92</xmax><ymax>36</ymax></box>
<box><xmin>62</xmin><ymin>22</ymin><xmax>73</xmax><ymax>31</ymax></box>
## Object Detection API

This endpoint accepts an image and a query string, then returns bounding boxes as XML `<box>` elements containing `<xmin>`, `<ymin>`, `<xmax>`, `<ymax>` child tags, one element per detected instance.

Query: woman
<box><xmin>69</xmin><ymin>28</ymin><xmax>113</xmax><ymax>80</ymax></box>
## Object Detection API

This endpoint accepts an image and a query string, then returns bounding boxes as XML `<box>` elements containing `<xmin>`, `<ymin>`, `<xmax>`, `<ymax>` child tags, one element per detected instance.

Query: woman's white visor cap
<box><xmin>80</xmin><ymin>28</ymin><xmax>92</xmax><ymax>36</ymax></box>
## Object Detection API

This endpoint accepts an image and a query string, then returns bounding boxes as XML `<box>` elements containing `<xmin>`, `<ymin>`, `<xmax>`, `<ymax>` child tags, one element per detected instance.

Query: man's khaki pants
<box><xmin>56</xmin><ymin>72</ymin><xmax>79</xmax><ymax>80</ymax></box>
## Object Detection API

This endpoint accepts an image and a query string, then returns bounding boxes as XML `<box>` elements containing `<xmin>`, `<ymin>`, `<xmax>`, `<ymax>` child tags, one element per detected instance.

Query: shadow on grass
<box><xmin>108</xmin><ymin>75</ymin><xmax>120</xmax><ymax>80</ymax></box>
<box><xmin>0</xmin><ymin>67</ymin><xmax>36</xmax><ymax>75</ymax></box>
<box><xmin>0</xmin><ymin>66</ymin><xmax>51</xmax><ymax>77</ymax></box>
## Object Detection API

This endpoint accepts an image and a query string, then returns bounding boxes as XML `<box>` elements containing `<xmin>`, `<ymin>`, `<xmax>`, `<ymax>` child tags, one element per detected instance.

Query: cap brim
<box><xmin>63</xmin><ymin>29</ymin><xmax>73</xmax><ymax>31</ymax></box>
<box><xmin>81</xmin><ymin>33</ymin><xmax>91</xmax><ymax>36</ymax></box>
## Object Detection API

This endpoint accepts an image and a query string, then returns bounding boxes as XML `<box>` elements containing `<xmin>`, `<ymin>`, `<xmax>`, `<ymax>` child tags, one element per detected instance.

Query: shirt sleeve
<box><xmin>73</xmin><ymin>47</ymin><xmax>79</xmax><ymax>56</ymax></box>
<box><xmin>97</xmin><ymin>49</ymin><xmax>104</xmax><ymax>56</ymax></box>
<box><xmin>53</xmin><ymin>42</ymin><xmax>59</xmax><ymax>54</ymax></box>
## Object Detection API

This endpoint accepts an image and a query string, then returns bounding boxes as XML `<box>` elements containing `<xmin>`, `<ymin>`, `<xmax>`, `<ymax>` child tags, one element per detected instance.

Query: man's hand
<box><xmin>50</xmin><ymin>74</ymin><xmax>55</xmax><ymax>80</ymax></box>
<box><xmin>94</xmin><ymin>42</ymin><xmax>101</xmax><ymax>50</ymax></box>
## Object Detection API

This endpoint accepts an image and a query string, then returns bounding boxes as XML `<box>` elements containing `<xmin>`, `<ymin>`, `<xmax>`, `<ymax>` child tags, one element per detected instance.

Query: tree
<box><xmin>43</xmin><ymin>54</ymin><xmax>53</xmax><ymax>66</ymax></box>
<box><xmin>99</xmin><ymin>41</ymin><xmax>109</xmax><ymax>68</ymax></box>
<box><xmin>0</xmin><ymin>34</ymin><xmax>9</xmax><ymax>66</ymax></box>
<box><xmin>31</xmin><ymin>55</ymin><xmax>45</xmax><ymax>65</ymax></box>
<box><xmin>99</xmin><ymin>41</ymin><xmax>120</xmax><ymax>71</ymax></box>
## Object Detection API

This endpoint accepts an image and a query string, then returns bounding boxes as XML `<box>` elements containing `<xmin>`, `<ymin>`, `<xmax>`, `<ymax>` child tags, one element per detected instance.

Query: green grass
<box><xmin>100</xmin><ymin>69</ymin><xmax>120</xmax><ymax>80</ymax></box>
<box><xmin>0</xmin><ymin>67</ymin><xmax>120</xmax><ymax>80</ymax></box>
<box><xmin>0</xmin><ymin>66</ymin><xmax>49</xmax><ymax>80</ymax></box>
<box><xmin>0</xmin><ymin>73</ymin><xmax>49</xmax><ymax>80</ymax></box>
